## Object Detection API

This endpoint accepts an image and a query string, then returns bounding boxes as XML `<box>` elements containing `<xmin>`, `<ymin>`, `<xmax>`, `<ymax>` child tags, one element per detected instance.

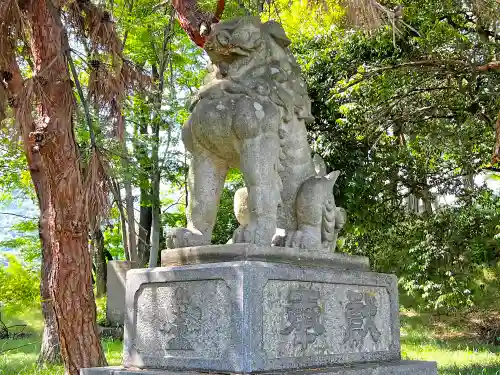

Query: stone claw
<box><xmin>232</xmin><ymin>225</ymin><xmax>256</xmax><ymax>244</ymax></box>
<box><xmin>232</xmin><ymin>216</ymin><xmax>276</xmax><ymax>246</ymax></box>
<box><xmin>285</xmin><ymin>230</ymin><xmax>322</xmax><ymax>250</ymax></box>
<box><xmin>166</xmin><ymin>228</ymin><xmax>207</xmax><ymax>249</ymax></box>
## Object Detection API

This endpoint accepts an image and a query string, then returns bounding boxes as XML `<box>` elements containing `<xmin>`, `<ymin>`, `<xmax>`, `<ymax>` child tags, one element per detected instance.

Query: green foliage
<box><xmin>212</xmin><ymin>170</ymin><xmax>245</xmax><ymax>245</ymax></box>
<box><xmin>95</xmin><ymin>296</ymin><xmax>107</xmax><ymax>326</ymax></box>
<box><xmin>102</xmin><ymin>208</ymin><xmax>126</xmax><ymax>260</ymax></box>
<box><xmin>0</xmin><ymin>128</ymin><xmax>34</xmax><ymax>200</ymax></box>
<box><xmin>0</xmin><ymin>255</ymin><xmax>39</xmax><ymax>315</ymax></box>
<box><xmin>103</xmin><ymin>225</ymin><xmax>125</xmax><ymax>260</ymax></box>
<box><xmin>0</xmin><ymin>220</ymin><xmax>40</xmax><ymax>264</ymax></box>
<box><xmin>288</xmin><ymin>0</ymin><xmax>500</xmax><ymax>312</ymax></box>
<box><xmin>344</xmin><ymin>194</ymin><xmax>500</xmax><ymax>311</ymax></box>
<box><xmin>163</xmin><ymin>188</ymin><xmax>188</xmax><ymax>229</ymax></box>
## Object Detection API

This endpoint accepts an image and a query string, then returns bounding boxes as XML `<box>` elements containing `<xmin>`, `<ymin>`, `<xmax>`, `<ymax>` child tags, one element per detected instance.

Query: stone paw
<box><xmin>285</xmin><ymin>230</ymin><xmax>322</xmax><ymax>250</ymax></box>
<box><xmin>232</xmin><ymin>225</ymin><xmax>251</xmax><ymax>244</ymax></box>
<box><xmin>166</xmin><ymin>228</ymin><xmax>208</xmax><ymax>249</ymax></box>
<box><xmin>232</xmin><ymin>217</ymin><xmax>276</xmax><ymax>246</ymax></box>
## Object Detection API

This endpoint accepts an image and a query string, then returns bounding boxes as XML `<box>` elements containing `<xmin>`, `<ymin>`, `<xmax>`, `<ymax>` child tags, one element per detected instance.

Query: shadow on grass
<box><xmin>402</xmin><ymin>334</ymin><xmax>500</xmax><ymax>354</ymax></box>
<box><xmin>400</xmin><ymin>311</ymin><xmax>500</xmax><ymax>353</ymax></box>
<box><xmin>401</xmin><ymin>311</ymin><xmax>469</xmax><ymax>335</ymax></box>
<box><xmin>440</xmin><ymin>364</ymin><xmax>500</xmax><ymax>375</ymax></box>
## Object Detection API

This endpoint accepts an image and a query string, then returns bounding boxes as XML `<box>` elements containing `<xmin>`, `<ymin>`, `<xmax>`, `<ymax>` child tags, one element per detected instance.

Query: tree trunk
<box><xmin>135</xmin><ymin>117</ymin><xmax>152</xmax><ymax>268</ymax></box>
<box><xmin>493</xmin><ymin>110</ymin><xmax>500</xmax><ymax>164</ymax></box>
<box><xmin>420</xmin><ymin>188</ymin><xmax>433</xmax><ymax>215</ymax></box>
<box><xmin>148</xmin><ymin>64</ymin><xmax>163</xmax><ymax>268</ymax></box>
<box><xmin>111</xmin><ymin>179</ymin><xmax>131</xmax><ymax>261</ymax></box>
<box><xmin>39</xmin><ymin>300</ymin><xmax>61</xmax><ymax>364</ymax></box>
<box><xmin>1</xmin><ymin>20</ymin><xmax>62</xmax><ymax>367</ymax></box>
<box><xmin>93</xmin><ymin>228</ymin><xmax>107</xmax><ymax>297</ymax></box>
<box><xmin>120</xmin><ymin>119</ymin><xmax>138</xmax><ymax>264</ymax></box>
<box><xmin>137</xmin><ymin>190</ymin><xmax>152</xmax><ymax>267</ymax></box>
<box><xmin>149</xmin><ymin>113</ymin><xmax>161</xmax><ymax>267</ymax></box>
<box><xmin>26</xmin><ymin>3</ymin><xmax>107</xmax><ymax>374</ymax></box>
<box><xmin>38</xmin><ymin>221</ymin><xmax>61</xmax><ymax>364</ymax></box>
<box><xmin>124</xmin><ymin>179</ymin><xmax>137</xmax><ymax>263</ymax></box>
<box><xmin>149</xmin><ymin>148</ymin><xmax>161</xmax><ymax>268</ymax></box>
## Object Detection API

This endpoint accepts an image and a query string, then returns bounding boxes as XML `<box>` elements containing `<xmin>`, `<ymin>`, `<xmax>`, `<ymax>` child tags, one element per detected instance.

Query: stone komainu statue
<box><xmin>168</xmin><ymin>16</ymin><xmax>346</xmax><ymax>251</ymax></box>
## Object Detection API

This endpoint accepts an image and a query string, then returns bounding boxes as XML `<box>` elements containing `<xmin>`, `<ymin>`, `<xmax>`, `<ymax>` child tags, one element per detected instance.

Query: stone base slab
<box><xmin>81</xmin><ymin>360</ymin><xmax>437</xmax><ymax>374</ymax></box>
<box><xmin>161</xmin><ymin>244</ymin><xmax>369</xmax><ymax>270</ymax></box>
<box><xmin>123</xmin><ymin>261</ymin><xmax>400</xmax><ymax>373</ymax></box>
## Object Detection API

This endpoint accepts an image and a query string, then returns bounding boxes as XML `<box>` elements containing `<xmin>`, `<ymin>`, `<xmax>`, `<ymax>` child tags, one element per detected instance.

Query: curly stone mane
<box><xmin>198</xmin><ymin>17</ymin><xmax>313</xmax><ymax>125</ymax></box>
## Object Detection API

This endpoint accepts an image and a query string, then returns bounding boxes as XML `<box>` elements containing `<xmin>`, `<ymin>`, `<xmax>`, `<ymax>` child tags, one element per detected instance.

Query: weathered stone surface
<box><xmin>123</xmin><ymin>262</ymin><xmax>400</xmax><ymax>373</ymax></box>
<box><xmin>161</xmin><ymin>244</ymin><xmax>369</xmax><ymax>270</ymax></box>
<box><xmin>107</xmin><ymin>260</ymin><xmax>133</xmax><ymax>326</ymax></box>
<box><xmin>80</xmin><ymin>360</ymin><xmax>437</xmax><ymax>375</ymax></box>
<box><xmin>166</xmin><ymin>16</ymin><xmax>346</xmax><ymax>251</ymax></box>
<box><xmin>263</xmin><ymin>281</ymin><xmax>392</xmax><ymax>359</ymax></box>
<box><xmin>134</xmin><ymin>280</ymin><xmax>231</xmax><ymax>359</ymax></box>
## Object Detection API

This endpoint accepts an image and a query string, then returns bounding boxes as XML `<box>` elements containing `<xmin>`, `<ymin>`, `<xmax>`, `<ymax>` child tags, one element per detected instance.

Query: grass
<box><xmin>1</xmin><ymin>307</ymin><xmax>500</xmax><ymax>374</ymax></box>
<box><xmin>0</xmin><ymin>307</ymin><xmax>121</xmax><ymax>375</ymax></box>
<box><xmin>400</xmin><ymin>310</ymin><xmax>500</xmax><ymax>375</ymax></box>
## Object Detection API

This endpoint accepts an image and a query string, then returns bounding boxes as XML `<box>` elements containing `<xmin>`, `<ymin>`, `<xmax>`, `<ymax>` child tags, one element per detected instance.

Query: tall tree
<box><xmin>1</xmin><ymin>1</ymin><xmax>107</xmax><ymax>372</ymax></box>
<box><xmin>0</xmin><ymin>0</ymin><xmax>146</xmax><ymax>372</ymax></box>
<box><xmin>114</xmin><ymin>0</ymin><xmax>206</xmax><ymax>267</ymax></box>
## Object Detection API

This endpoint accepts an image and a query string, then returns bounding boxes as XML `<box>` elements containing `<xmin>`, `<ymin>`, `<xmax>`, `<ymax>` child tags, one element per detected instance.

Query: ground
<box><xmin>400</xmin><ymin>308</ymin><xmax>500</xmax><ymax>375</ymax></box>
<box><xmin>0</xmin><ymin>307</ymin><xmax>499</xmax><ymax>374</ymax></box>
<box><xmin>0</xmin><ymin>308</ymin><xmax>121</xmax><ymax>374</ymax></box>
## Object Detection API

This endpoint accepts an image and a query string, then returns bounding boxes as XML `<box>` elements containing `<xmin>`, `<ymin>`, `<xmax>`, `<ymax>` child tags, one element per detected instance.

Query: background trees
<box><xmin>0</xmin><ymin>0</ymin><xmax>499</xmax><ymax>372</ymax></box>
<box><xmin>292</xmin><ymin>0</ymin><xmax>500</xmax><ymax>310</ymax></box>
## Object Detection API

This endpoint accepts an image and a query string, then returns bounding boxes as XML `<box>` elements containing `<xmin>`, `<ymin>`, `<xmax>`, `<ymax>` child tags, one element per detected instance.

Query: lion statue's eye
<box><xmin>217</xmin><ymin>31</ymin><xmax>231</xmax><ymax>46</ymax></box>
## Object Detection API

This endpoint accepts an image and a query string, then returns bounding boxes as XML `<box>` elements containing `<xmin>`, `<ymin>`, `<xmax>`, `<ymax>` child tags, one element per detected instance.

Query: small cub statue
<box><xmin>167</xmin><ymin>16</ymin><xmax>346</xmax><ymax>251</ymax></box>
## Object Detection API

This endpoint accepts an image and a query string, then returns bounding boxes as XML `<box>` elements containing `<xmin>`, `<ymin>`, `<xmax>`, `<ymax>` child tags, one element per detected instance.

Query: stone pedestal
<box><xmin>123</xmin><ymin>261</ymin><xmax>399</xmax><ymax>372</ymax></box>
<box><xmin>82</xmin><ymin>245</ymin><xmax>437</xmax><ymax>375</ymax></box>
<box><xmin>81</xmin><ymin>361</ymin><xmax>437</xmax><ymax>375</ymax></box>
<box><xmin>106</xmin><ymin>260</ymin><xmax>133</xmax><ymax>326</ymax></box>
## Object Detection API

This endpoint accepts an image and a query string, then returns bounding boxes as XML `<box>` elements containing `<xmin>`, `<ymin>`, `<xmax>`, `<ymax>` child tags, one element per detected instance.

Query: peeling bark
<box><xmin>25</xmin><ymin>3</ymin><xmax>107</xmax><ymax>374</ymax></box>
<box><xmin>1</xmin><ymin>22</ymin><xmax>62</xmax><ymax>367</ymax></box>
<box><xmin>38</xmin><ymin>218</ymin><xmax>61</xmax><ymax>364</ymax></box>
<box><xmin>39</xmin><ymin>297</ymin><xmax>61</xmax><ymax>364</ymax></box>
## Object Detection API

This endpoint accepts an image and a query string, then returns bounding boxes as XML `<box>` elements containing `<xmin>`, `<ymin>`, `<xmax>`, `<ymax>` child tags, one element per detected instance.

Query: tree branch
<box><xmin>477</xmin><ymin>61</ymin><xmax>500</xmax><ymax>72</ymax></box>
<box><xmin>0</xmin><ymin>212</ymin><xmax>37</xmax><ymax>220</ymax></box>
<box><xmin>68</xmin><ymin>52</ymin><xmax>97</xmax><ymax>148</ymax></box>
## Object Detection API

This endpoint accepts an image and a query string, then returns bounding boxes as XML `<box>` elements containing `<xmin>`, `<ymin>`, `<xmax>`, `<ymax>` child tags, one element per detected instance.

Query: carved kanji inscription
<box><xmin>343</xmin><ymin>290</ymin><xmax>381</xmax><ymax>349</ymax></box>
<box><xmin>280</xmin><ymin>288</ymin><xmax>325</xmax><ymax>349</ymax></box>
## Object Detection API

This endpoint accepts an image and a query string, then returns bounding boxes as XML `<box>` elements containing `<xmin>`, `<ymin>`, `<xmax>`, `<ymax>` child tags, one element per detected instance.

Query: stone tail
<box><xmin>322</xmin><ymin>195</ymin><xmax>337</xmax><ymax>244</ymax></box>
